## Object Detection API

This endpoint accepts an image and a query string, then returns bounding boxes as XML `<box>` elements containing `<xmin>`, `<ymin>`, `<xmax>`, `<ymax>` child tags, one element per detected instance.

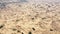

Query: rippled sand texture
<box><xmin>0</xmin><ymin>0</ymin><xmax>60</xmax><ymax>34</ymax></box>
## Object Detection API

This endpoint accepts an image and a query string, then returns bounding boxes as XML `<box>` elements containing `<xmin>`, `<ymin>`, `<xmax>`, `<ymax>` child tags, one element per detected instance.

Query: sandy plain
<box><xmin>0</xmin><ymin>0</ymin><xmax>60</xmax><ymax>34</ymax></box>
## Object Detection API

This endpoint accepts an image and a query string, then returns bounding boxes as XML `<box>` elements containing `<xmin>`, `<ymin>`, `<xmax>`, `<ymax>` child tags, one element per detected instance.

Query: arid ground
<box><xmin>0</xmin><ymin>0</ymin><xmax>60</xmax><ymax>34</ymax></box>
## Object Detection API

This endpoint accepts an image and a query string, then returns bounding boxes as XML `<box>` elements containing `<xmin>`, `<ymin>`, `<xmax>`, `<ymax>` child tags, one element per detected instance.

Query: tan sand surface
<box><xmin>0</xmin><ymin>1</ymin><xmax>60</xmax><ymax>34</ymax></box>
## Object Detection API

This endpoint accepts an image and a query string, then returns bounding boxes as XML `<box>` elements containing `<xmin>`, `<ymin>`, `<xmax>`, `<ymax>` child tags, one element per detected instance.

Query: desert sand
<box><xmin>0</xmin><ymin>0</ymin><xmax>60</xmax><ymax>34</ymax></box>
